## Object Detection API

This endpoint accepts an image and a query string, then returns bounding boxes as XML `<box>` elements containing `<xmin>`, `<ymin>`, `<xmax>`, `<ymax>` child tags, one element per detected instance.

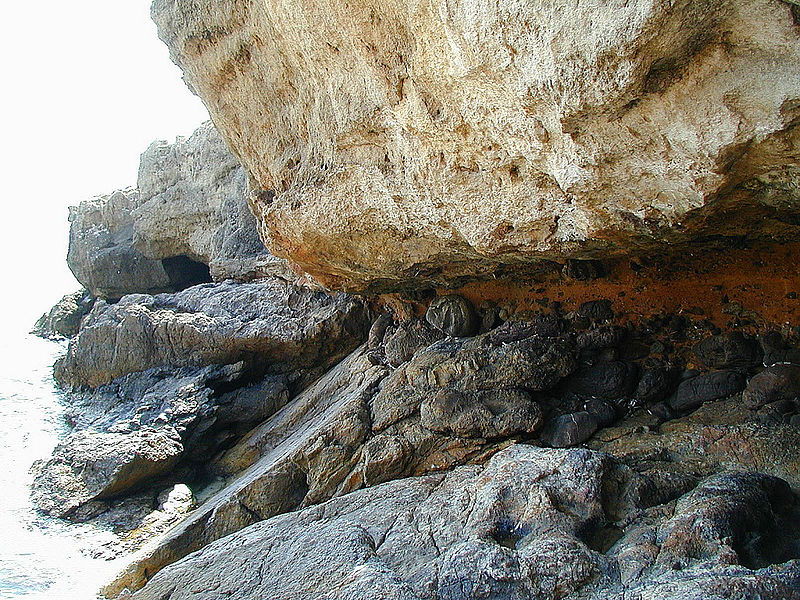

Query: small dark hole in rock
<box><xmin>489</xmin><ymin>518</ymin><xmax>526</xmax><ymax>550</ymax></box>
<box><xmin>162</xmin><ymin>256</ymin><xmax>213</xmax><ymax>291</ymax></box>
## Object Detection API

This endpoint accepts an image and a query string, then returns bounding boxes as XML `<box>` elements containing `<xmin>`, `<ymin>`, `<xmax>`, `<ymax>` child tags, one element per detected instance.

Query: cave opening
<box><xmin>161</xmin><ymin>255</ymin><xmax>213</xmax><ymax>291</ymax></box>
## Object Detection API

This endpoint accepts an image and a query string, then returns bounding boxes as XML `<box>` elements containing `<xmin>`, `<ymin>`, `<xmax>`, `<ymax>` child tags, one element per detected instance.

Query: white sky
<box><xmin>0</xmin><ymin>2</ymin><xmax>209</xmax><ymax>332</ymax></box>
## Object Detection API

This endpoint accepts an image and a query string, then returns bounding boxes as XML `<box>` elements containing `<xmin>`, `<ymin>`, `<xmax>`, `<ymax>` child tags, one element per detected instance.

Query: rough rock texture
<box><xmin>370</xmin><ymin>323</ymin><xmax>576</xmax><ymax>431</ymax></box>
<box><xmin>589</xmin><ymin>395</ymin><xmax>800</xmax><ymax>492</ymax></box>
<box><xmin>32</xmin><ymin>290</ymin><xmax>95</xmax><ymax>339</ymax></box>
<box><xmin>106</xmin><ymin>308</ymin><xmax>800</xmax><ymax>595</ymax></box>
<box><xmin>67</xmin><ymin>188</ymin><xmax>178</xmax><ymax>299</ymax></box>
<box><xmin>31</xmin><ymin>363</ymin><xmax>290</xmax><ymax>518</ymax></box>
<box><xmin>67</xmin><ymin>123</ymin><xmax>290</xmax><ymax>299</ymax></box>
<box><xmin>126</xmin><ymin>444</ymin><xmax>800</xmax><ymax>600</ymax></box>
<box><xmin>105</xmin><ymin>345</ymin><xmax>513</xmax><ymax>596</ymax></box>
<box><xmin>54</xmin><ymin>280</ymin><xmax>371</xmax><ymax>388</ymax></box>
<box><xmin>134</xmin><ymin>121</ymin><xmax>288</xmax><ymax>282</ymax></box>
<box><xmin>153</xmin><ymin>0</ymin><xmax>800</xmax><ymax>290</ymax></box>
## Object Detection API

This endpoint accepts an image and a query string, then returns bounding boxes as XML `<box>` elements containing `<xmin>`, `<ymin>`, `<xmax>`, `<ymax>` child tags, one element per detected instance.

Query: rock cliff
<box><xmin>29</xmin><ymin>4</ymin><xmax>800</xmax><ymax>600</ymax></box>
<box><xmin>67</xmin><ymin>122</ymin><xmax>290</xmax><ymax>299</ymax></box>
<box><xmin>152</xmin><ymin>0</ymin><xmax>800</xmax><ymax>290</ymax></box>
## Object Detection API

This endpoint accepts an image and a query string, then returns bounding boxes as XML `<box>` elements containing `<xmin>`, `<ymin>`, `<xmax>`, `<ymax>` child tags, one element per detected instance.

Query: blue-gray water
<box><xmin>0</xmin><ymin>332</ymin><xmax>123</xmax><ymax>599</ymax></box>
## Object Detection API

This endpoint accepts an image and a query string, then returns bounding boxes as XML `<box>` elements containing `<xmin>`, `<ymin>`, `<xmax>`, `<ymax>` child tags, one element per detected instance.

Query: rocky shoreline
<box><xmin>33</xmin><ymin>145</ymin><xmax>800</xmax><ymax>595</ymax></box>
<box><xmin>31</xmin><ymin>1</ymin><xmax>800</xmax><ymax>597</ymax></box>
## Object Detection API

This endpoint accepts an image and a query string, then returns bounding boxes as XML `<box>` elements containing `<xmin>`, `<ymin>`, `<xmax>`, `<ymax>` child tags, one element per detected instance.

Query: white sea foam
<box><xmin>0</xmin><ymin>333</ymin><xmax>125</xmax><ymax>599</ymax></box>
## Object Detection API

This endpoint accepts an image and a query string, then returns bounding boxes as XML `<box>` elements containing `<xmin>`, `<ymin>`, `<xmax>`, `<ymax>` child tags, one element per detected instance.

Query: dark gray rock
<box><xmin>477</xmin><ymin>300</ymin><xmax>500</xmax><ymax>333</ymax></box>
<box><xmin>488</xmin><ymin>314</ymin><xmax>565</xmax><ymax>343</ymax></box>
<box><xmin>563</xmin><ymin>360</ymin><xmax>638</xmax><ymax>400</ymax></box>
<box><xmin>32</xmin><ymin>290</ymin><xmax>95</xmax><ymax>338</ymax></box>
<box><xmin>54</xmin><ymin>280</ymin><xmax>371</xmax><ymax>388</ymax></box>
<box><xmin>694</xmin><ymin>331</ymin><xmax>763</xmax><ymax>371</ymax></box>
<box><xmin>540</xmin><ymin>411</ymin><xmax>599</xmax><ymax>447</ymax></box>
<box><xmin>743</xmin><ymin>365</ymin><xmax>800</xmax><ymax>409</ymax></box>
<box><xmin>760</xmin><ymin>331</ymin><xmax>800</xmax><ymax>367</ymax></box>
<box><xmin>576</xmin><ymin>325</ymin><xmax>627</xmax><ymax>351</ymax></box>
<box><xmin>126</xmin><ymin>445</ymin><xmax>800</xmax><ymax>600</ymax></box>
<box><xmin>577</xmin><ymin>299</ymin><xmax>614</xmax><ymax>322</ymax></box>
<box><xmin>584</xmin><ymin>398</ymin><xmax>617</xmax><ymax>426</ymax></box>
<box><xmin>635</xmin><ymin>365</ymin><xmax>677</xmax><ymax>405</ymax></box>
<box><xmin>32</xmin><ymin>363</ymin><xmax>289</xmax><ymax>518</ymax></box>
<box><xmin>668</xmin><ymin>370</ymin><xmax>746</xmax><ymax>412</ymax></box>
<box><xmin>425</xmin><ymin>294</ymin><xmax>477</xmax><ymax>337</ymax></box>
<box><xmin>372</xmin><ymin>328</ymin><xmax>576</xmax><ymax>431</ymax></box>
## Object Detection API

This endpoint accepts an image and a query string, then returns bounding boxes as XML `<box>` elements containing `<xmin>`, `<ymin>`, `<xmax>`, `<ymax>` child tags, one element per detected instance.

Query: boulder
<box><xmin>562</xmin><ymin>360</ymin><xmax>639</xmax><ymax>400</ymax></box>
<box><xmin>419</xmin><ymin>387</ymin><xmax>542</xmax><ymax>439</ymax></box>
<box><xmin>539</xmin><ymin>411</ymin><xmax>599</xmax><ymax>448</ymax></box>
<box><xmin>32</xmin><ymin>290</ymin><xmax>95</xmax><ymax>339</ymax></box>
<box><xmin>590</xmin><ymin>394</ymin><xmax>800</xmax><ymax>492</ymax></box>
<box><xmin>760</xmin><ymin>331</ymin><xmax>800</xmax><ymax>367</ymax></box>
<box><xmin>54</xmin><ymin>280</ymin><xmax>371</xmax><ymax>388</ymax></box>
<box><xmin>634</xmin><ymin>365</ymin><xmax>677</xmax><ymax>405</ymax></box>
<box><xmin>153</xmin><ymin>0</ymin><xmax>800</xmax><ymax>290</ymax></box>
<box><xmin>124</xmin><ymin>445</ymin><xmax>800</xmax><ymax>600</ymax></box>
<box><xmin>668</xmin><ymin>370</ymin><xmax>747</xmax><ymax>413</ymax></box>
<box><xmin>425</xmin><ymin>294</ymin><xmax>477</xmax><ymax>337</ymax></box>
<box><xmin>694</xmin><ymin>332</ymin><xmax>763</xmax><ymax>371</ymax></box>
<box><xmin>743</xmin><ymin>364</ymin><xmax>800</xmax><ymax>409</ymax></box>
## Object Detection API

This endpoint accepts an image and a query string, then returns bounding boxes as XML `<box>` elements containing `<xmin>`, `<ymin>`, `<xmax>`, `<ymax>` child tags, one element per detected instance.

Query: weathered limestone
<box><xmin>54</xmin><ymin>280</ymin><xmax>371</xmax><ymax>388</ymax></box>
<box><xmin>134</xmin><ymin>121</ymin><xmax>287</xmax><ymax>283</ymax></box>
<box><xmin>67</xmin><ymin>123</ymin><xmax>290</xmax><ymax>300</ymax></box>
<box><xmin>153</xmin><ymin>0</ymin><xmax>800</xmax><ymax>290</ymax></box>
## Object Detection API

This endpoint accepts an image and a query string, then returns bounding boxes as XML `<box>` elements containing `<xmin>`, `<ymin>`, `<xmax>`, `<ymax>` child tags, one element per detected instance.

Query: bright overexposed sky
<box><xmin>0</xmin><ymin>2</ymin><xmax>209</xmax><ymax>331</ymax></box>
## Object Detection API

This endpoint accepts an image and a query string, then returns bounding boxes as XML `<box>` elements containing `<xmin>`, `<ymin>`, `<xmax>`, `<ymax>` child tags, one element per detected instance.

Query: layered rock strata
<box><xmin>152</xmin><ymin>0</ymin><xmax>800</xmax><ymax>290</ymax></box>
<box><xmin>101</xmin><ymin>295</ymin><xmax>800</xmax><ymax>596</ymax></box>
<box><xmin>54</xmin><ymin>280</ymin><xmax>370</xmax><ymax>388</ymax></box>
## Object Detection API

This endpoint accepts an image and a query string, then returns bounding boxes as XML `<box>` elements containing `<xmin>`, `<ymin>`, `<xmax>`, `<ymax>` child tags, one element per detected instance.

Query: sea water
<box><xmin>0</xmin><ymin>332</ymin><xmax>124</xmax><ymax>599</ymax></box>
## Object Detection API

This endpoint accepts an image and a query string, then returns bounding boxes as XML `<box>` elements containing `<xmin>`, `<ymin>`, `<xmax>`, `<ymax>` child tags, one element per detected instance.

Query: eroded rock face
<box><xmin>98</xmin><ymin>304</ymin><xmax>800</xmax><ymax>596</ymax></box>
<box><xmin>67</xmin><ymin>189</ymin><xmax>177</xmax><ymax>299</ymax></box>
<box><xmin>126</xmin><ymin>445</ymin><xmax>800</xmax><ymax>600</ymax></box>
<box><xmin>32</xmin><ymin>290</ymin><xmax>95</xmax><ymax>339</ymax></box>
<box><xmin>31</xmin><ymin>363</ymin><xmax>290</xmax><ymax>518</ymax></box>
<box><xmin>134</xmin><ymin>122</ymin><xmax>288</xmax><ymax>283</ymax></box>
<box><xmin>67</xmin><ymin>123</ymin><xmax>291</xmax><ymax>299</ymax></box>
<box><xmin>153</xmin><ymin>0</ymin><xmax>800</xmax><ymax>290</ymax></box>
<box><xmin>54</xmin><ymin>280</ymin><xmax>371</xmax><ymax>388</ymax></box>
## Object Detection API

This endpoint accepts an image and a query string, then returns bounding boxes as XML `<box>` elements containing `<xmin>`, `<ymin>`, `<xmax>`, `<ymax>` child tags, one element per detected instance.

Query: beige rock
<box><xmin>134</xmin><ymin>122</ymin><xmax>290</xmax><ymax>283</ymax></box>
<box><xmin>153</xmin><ymin>0</ymin><xmax>800</xmax><ymax>290</ymax></box>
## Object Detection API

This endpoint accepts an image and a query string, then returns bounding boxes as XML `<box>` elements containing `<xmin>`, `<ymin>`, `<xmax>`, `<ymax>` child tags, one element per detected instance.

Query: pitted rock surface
<box><xmin>127</xmin><ymin>445</ymin><xmax>800</xmax><ymax>600</ymax></box>
<box><xmin>152</xmin><ymin>0</ymin><xmax>800</xmax><ymax>290</ymax></box>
